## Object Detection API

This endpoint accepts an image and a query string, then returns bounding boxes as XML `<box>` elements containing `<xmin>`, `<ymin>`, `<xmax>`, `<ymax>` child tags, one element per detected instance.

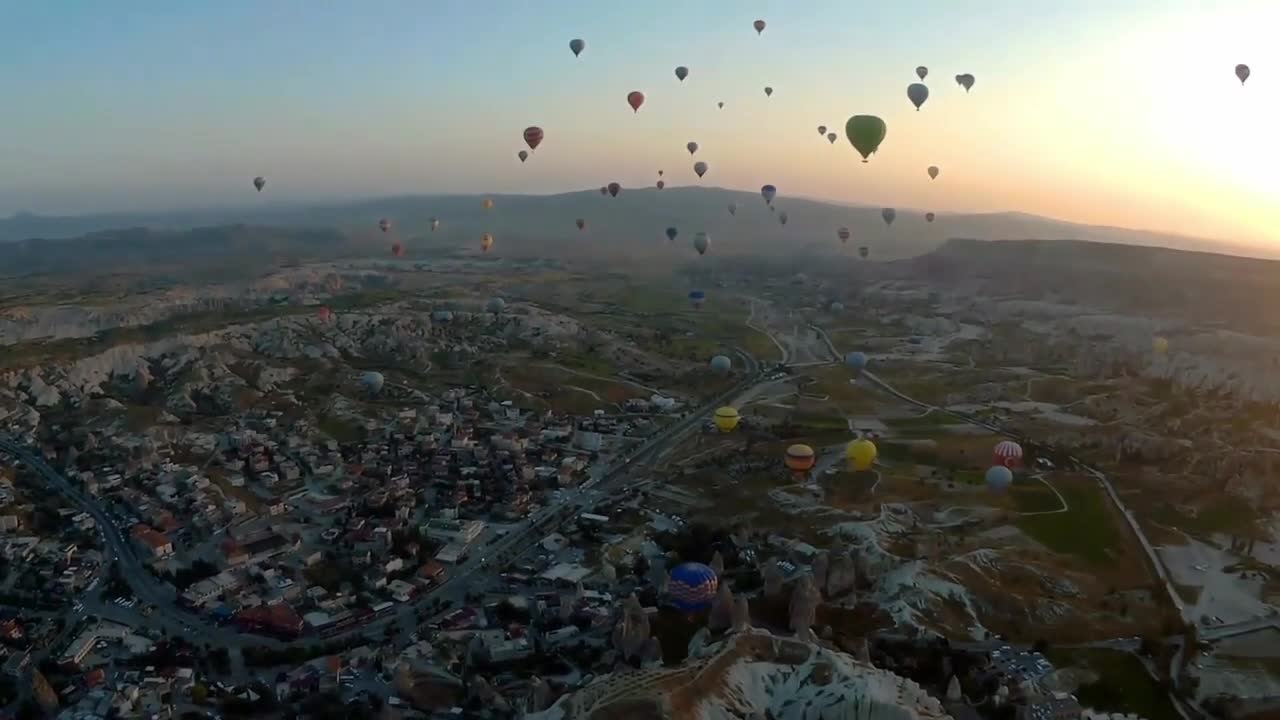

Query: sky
<box><xmin>0</xmin><ymin>0</ymin><xmax>1277</xmax><ymax>246</ymax></box>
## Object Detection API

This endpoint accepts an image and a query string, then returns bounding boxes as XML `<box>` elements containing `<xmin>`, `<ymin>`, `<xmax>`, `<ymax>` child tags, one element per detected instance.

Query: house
<box><xmin>130</xmin><ymin>525</ymin><xmax>173</xmax><ymax>559</ymax></box>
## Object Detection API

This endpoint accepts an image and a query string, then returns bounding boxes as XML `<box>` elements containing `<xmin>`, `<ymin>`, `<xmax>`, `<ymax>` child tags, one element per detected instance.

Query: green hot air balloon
<box><xmin>845</xmin><ymin>115</ymin><xmax>887</xmax><ymax>163</ymax></box>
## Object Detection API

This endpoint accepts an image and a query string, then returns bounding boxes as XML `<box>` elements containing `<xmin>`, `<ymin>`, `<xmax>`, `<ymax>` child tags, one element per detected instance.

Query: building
<box><xmin>1021</xmin><ymin>695</ymin><xmax>1083</xmax><ymax>720</ymax></box>
<box><xmin>130</xmin><ymin>525</ymin><xmax>173</xmax><ymax>559</ymax></box>
<box><xmin>422</xmin><ymin>518</ymin><xmax>485</xmax><ymax>545</ymax></box>
<box><xmin>237</xmin><ymin>602</ymin><xmax>305</xmax><ymax>638</ymax></box>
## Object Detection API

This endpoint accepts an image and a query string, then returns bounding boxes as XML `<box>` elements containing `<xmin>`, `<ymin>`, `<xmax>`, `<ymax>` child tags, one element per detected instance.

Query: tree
<box><xmin>191</xmin><ymin>683</ymin><xmax>209</xmax><ymax>704</ymax></box>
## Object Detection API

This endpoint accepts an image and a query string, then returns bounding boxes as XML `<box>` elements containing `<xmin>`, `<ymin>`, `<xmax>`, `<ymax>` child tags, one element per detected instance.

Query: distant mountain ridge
<box><xmin>0</xmin><ymin>186</ymin><xmax>1267</xmax><ymax>277</ymax></box>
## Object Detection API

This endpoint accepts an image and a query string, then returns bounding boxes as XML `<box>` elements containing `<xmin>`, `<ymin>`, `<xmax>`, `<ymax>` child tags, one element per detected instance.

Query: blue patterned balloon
<box><xmin>668</xmin><ymin>562</ymin><xmax>719</xmax><ymax>612</ymax></box>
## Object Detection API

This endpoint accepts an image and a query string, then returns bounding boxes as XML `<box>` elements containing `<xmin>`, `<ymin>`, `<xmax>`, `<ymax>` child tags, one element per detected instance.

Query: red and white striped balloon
<box><xmin>993</xmin><ymin>440</ymin><xmax>1023</xmax><ymax>468</ymax></box>
<box><xmin>523</xmin><ymin>126</ymin><xmax>544</xmax><ymax>151</ymax></box>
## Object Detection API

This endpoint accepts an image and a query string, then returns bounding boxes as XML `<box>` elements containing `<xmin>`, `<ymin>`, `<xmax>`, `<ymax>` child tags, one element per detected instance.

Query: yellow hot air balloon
<box><xmin>784</xmin><ymin>444</ymin><xmax>816</xmax><ymax>477</ymax></box>
<box><xmin>713</xmin><ymin>407</ymin><xmax>740</xmax><ymax>433</ymax></box>
<box><xmin>846</xmin><ymin>439</ymin><xmax>877</xmax><ymax>471</ymax></box>
<box><xmin>1153</xmin><ymin>336</ymin><xmax>1169</xmax><ymax>354</ymax></box>
<box><xmin>482</xmin><ymin>198</ymin><xmax>495</xmax><ymax>210</ymax></box>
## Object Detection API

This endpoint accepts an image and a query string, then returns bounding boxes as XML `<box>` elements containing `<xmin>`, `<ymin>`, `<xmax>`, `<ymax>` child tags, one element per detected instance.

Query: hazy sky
<box><xmin>1</xmin><ymin>0</ymin><xmax>1276</xmax><ymax>246</ymax></box>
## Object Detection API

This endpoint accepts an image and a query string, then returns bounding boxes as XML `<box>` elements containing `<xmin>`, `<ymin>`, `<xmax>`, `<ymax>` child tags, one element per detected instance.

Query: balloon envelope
<box><xmin>576</xmin><ymin>218</ymin><xmax>586</xmax><ymax>230</ymax></box>
<box><xmin>858</xmin><ymin>246</ymin><xmax>870</xmax><ymax>259</ymax></box>
<box><xmin>480</xmin><ymin>233</ymin><xmax>494</xmax><ymax>252</ymax></box>
<box><xmin>827</xmin><ymin>132</ymin><xmax>837</xmax><ymax>144</ymax></box>
<box><xmin>569</xmin><ymin>38</ymin><xmax>585</xmax><ymax>57</ymax></box>
<box><xmin>666</xmin><ymin>227</ymin><xmax>679</xmax><ymax>242</ymax></box>
<box><xmin>486</xmin><ymin>297</ymin><xmax>506</xmax><ymax>314</ymax></box>
<box><xmin>784</xmin><ymin>444</ymin><xmax>816</xmax><ymax>473</ymax></box>
<box><xmin>907</xmin><ymin>83</ymin><xmax>929</xmax><ymax>110</ymax></box>
<box><xmin>847</xmin><ymin>439</ymin><xmax>877</xmax><ymax>471</ymax></box>
<box><xmin>656</xmin><ymin>180</ymin><xmax>665</xmax><ymax>190</ymax></box>
<box><xmin>675</xmin><ymin>66</ymin><xmax>689</xmax><ymax>81</ymax></box>
<box><xmin>518</xmin><ymin>150</ymin><xmax>528</xmax><ymax>163</ymax></box>
<box><xmin>928</xmin><ymin>165</ymin><xmax>939</xmax><ymax>180</ymax></box>
<box><xmin>607</xmin><ymin>182</ymin><xmax>621</xmax><ymax>197</ymax></box>
<box><xmin>523</xmin><ymin>126</ymin><xmax>544</xmax><ymax>150</ymax></box>
<box><xmin>957</xmin><ymin>73</ymin><xmax>975</xmax><ymax>92</ymax></box>
<box><xmin>916</xmin><ymin>66</ymin><xmax>928</xmax><ymax>80</ymax></box>
<box><xmin>693</xmin><ymin>232</ymin><xmax>710</xmax><ymax>255</ymax></box>
<box><xmin>709</xmin><ymin>355</ymin><xmax>732</xmax><ymax>373</ymax></box>
<box><xmin>994</xmin><ymin>440</ymin><xmax>1023</xmax><ymax>468</ymax></box>
<box><xmin>688</xmin><ymin>289</ymin><xmax>706</xmax><ymax>308</ymax></box>
<box><xmin>925</xmin><ymin>212</ymin><xmax>935</xmax><ymax>223</ymax></box>
<box><xmin>764</xmin><ymin>86</ymin><xmax>773</xmax><ymax>97</ymax></box>
<box><xmin>817</xmin><ymin>125</ymin><xmax>827</xmax><ymax>136</ymax></box>
<box><xmin>713</xmin><ymin>406</ymin><xmax>740</xmax><ymax>432</ymax></box>
<box><xmin>1236</xmin><ymin>64</ymin><xmax>1250</xmax><ymax>84</ymax></box>
<box><xmin>882</xmin><ymin>208</ymin><xmax>896</xmax><ymax>226</ymax></box>
<box><xmin>727</xmin><ymin>203</ymin><xmax>737</xmax><ymax>216</ymax></box>
<box><xmin>845</xmin><ymin>115</ymin><xmax>887</xmax><ymax>162</ymax></box>
<box><xmin>693</xmin><ymin>161</ymin><xmax>708</xmax><ymax>178</ymax></box>
<box><xmin>837</xmin><ymin>227</ymin><xmax>851</xmax><ymax>242</ymax></box>
<box><xmin>252</xmin><ymin>176</ymin><xmax>265</xmax><ymax>192</ymax></box>
<box><xmin>483</xmin><ymin>198</ymin><xmax>494</xmax><ymax>210</ymax></box>
<box><xmin>761</xmin><ymin>185</ymin><xmax>777</xmax><ymax>204</ymax></box>
<box><xmin>627</xmin><ymin>91</ymin><xmax>645</xmax><ymax>112</ymax></box>
<box><xmin>778</xmin><ymin>211</ymin><xmax>788</xmax><ymax>225</ymax></box>
<box><xmin>753</xmin><ymin>19</ymin><xmax>766</xmax><ymax>34</ymax></box>
<box><xmin>668</xmin><ymin>562</ymin><xmax>718</xmax><ymax>612</ymax></box>
<box><xmin>430</xmin><ymin>217</ymin><xmax>440</xmax><ymax>231</ymax></box>
<box><xmin>379</xmin><ymin>218</ymin><xmax>391</xmax><ymax>232</ymax></box>
<box><xmin>986</xmin><ymin>465</ymin><xmax>1014</xmax><ymax>491</ymax></box>
<box><xmin>1153</xmin><ymin>336</ymin><xmax>1170</xmax><ymax>354</ymax></box>
<box><xmin>360</xmin><ymin>371</ymin><xmax>384</xmax><ymax>394</ymax></box>
<box><xmin>686</xmin><ymin>141</ymin><xmax>699</xmax><ymax>155</ymax></box>
<box><xmin>845</xmin><ymin>351</ymin><xmax>868</xmax><ymax>371</ymax></box>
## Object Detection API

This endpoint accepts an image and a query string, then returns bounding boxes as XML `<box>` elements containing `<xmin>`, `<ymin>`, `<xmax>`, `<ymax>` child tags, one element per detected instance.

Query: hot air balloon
<box><xmin>360</xmin><ymin>371</ymin><xmax>384</xmax><ymax>394</ymax></box>
<box><xmin>675</xmin><ymin>66</ymin><xmax>689</xmax><ymax>82</ymax></box>
<box><xmin>717</xmin><ymin>101</ymin><xmax>724</xmax><ymax>109</ymax></box>
<box><xmin>761</xmin><ymin>185</ymin><xmax>777</xmax><ymax>204</ymax></box>
<box><xmin>693</xmin><ymin>232</ymin><xmax>709</xmax><ymax>256</ymax></box>
<box><xmin>686</xmin><ymin>141</ymin><xmax>699</xmax><ymax>155</ymax></box>
<box><xmin>907</xmin><ymin>83</ymin><xmax>929</xmax><ymax>110</ymax></box>
<box><xmin>569</xmin><ymin>38</ymin><xmax>585</xmax><ymax>57</ymax></box>
<box><xmin>881</xmin><ymin>208</ymin><xmax>896</xmax><ymax>226</ymax></box>
<box><xmin>486</xmin><ymin>297</ymin><xmax>506</xmax><ymax>314</ymax></box>
<box><xmin>1236</xmin><ymin>64</ymin><xmax>1251</xmax><ymax>85</ymax></box>
<box><xmin>391</xmin><ymin>242</ymin><xmax>404</xmax><ymax>257</ymax></box>
<box><xmin>656</xmin><ymin>180</ymin><xmax>665</xmax><ymax>190</ymax></box>
<box><xmin>986</xmin><ymin>465</ymin><xmax>1013</xmax><ymax>491</ymax></box>
<box><xmin>693</xmin><ymin>161</ymin><xmax>708</xmax><ymax>178</ymax></box>
<box><xmin>607</xmin><ymin>182</ymin><xmax>621</xmax><ymax>197</ymax></box>
<box><xmin>778</xmin><ymin>211</ymin><xmax>788</xmax><ymax>225</ymax></box>
<box><xmin>575</xmin><ymin>218</ymin><xmax>586</xmax><ymax>231</ymax></box>
<box><xmin>845</xmin><ymin>351</ymin><xmax>868</xmax><ymax>371</ymax></box>
<box><xmin>379</xmin><ymin>218</ymin><xmax>391</xmax><ymax>233</ymax></box>
<box><xmin>925</xmin><ymin>212</ymin><xmax>935</xmax><ymax>223</ymax></box>
<box><xmin>928</xmin><ymin>165</ymin><xmax>939</xmax><ymax>180</ymax></box>
<box><xmin>666</xmin><ymin>227</ymin><xmax>679</xmax><ymax>242</ymax></box>
<box><xmin>785</xmin><ymin>444</ymin><xmax>816</xmax><ymax>478</ymax></box>
<box><xmin>668</xmin><ymin>562</ymin><xmax>718</xmax><ymax>612</ymax></box>
<box><xmin>826</xmin><ymin>132</ymin><xmax>837</xmax><ymax>144</ymax></box>
<box><xmin>830</xmin><ymin>301</ymin><xmax>845</xmax><ymax>313</ymax></box>
<box><xmin>713</xmin><ymin>406</ymin><xmax>740</xmax><ymax>432</ymax></box>
<box><xmin>253</xmin><ymin>176</ymin><xmax>265</xmax><ymax>192</ymax></box>
<box><xmin>710</xmin><ymin>355</ymin><xmax>732</xmax><ymax>373</ymax></box>
<box><xmin>317</xmin><ymin>306</ymin><xmax>334</xmax><ymax>323</ymax></box>
<box><xmin>1153</xmin><ymin>336</ymin><xmax>1170</xmax><ymax>354</ymax></box>
<box><xmin>956</xmin><ymin>73</ymin><xmax>975</xmax><ymax>92</ymax></box>
<box><xmin>688</xmin><ymin>289</ymin><xmax>706</xmax><ymax>309</ymax></box>
<box><xmin>627</xmin><ymin>91</ymin><xmax>645</xmax><ymax>112</ymax></box>
<box><xmin>430</xmin><ymin>217</ymin><xmax>440</xmax><ymax>232</ymax></box>
<box><xmin>599</xmin><ymin>186</ymin><xmax>608</xmax><ymax>196</ymax></box>
<box><xmin>764</xmin><ymin>86</ymin><xmax>773</xmax><ymax>97</ymax></box>
<box><xmin>993</xmin><ymin>440</ymin><xmax>1023</xmax><ymax>468</ymax></box>
<box><xmin>480</xmin><ymin>233</ymin><xmax>494</xmax><ymax>252</ymax></box>
<box><xmin>483</xmin><ymin>198</ymin><xmax>494</xmax><ymax>210</ymax></box>
<box><xmin>727</xmin><ymin>203</ymin><xmax>737</xmax><ymax>216</ymax></box>
<box><xmin>846</xmin><ymin>439</ymin><xmax>877</xmax><ymax>471</ymax></box>
<box><xmin>753</xmin><ymin>20</ymin><xmax>766</xmax><ymax>34</ymax></box>
<box><xmin>837</xmin><ymin>227</ymin><xmax>851</xmax><ymax>243</ymax></box>
<box><xmin>523</xmin><ymin>126</ymin><xmax>544</xmax><ymax>150</ymax></box>
<box><xmin>817</xmin><ymin>125</ymin><xmax>828</xmax><ymax>136</ymax></box>
<box><xmin>518</xmin><ymin>150</ymin><xmax>529</xmax><ymax>163</ymax></box>
<box><xmin>916</xmin><ymin>66</ymin><xmax>928</xmax><ymax>81</ymax></box>
<box><xmin>845</xmin><ymin>115</ymin><xmax>887</xmax><ymax>163</ymax></box>
<box><xmin>858</xmin><ymin>246</ymin><xmax>869</xmax><ymax>259</ymax></box>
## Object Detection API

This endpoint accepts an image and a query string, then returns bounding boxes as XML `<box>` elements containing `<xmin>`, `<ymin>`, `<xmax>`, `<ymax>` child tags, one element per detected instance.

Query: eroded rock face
<box><xmin>527</xmin><ymin>631</ymin><xmax>953</xmax><ymax>720</ymax></box>
<box><xmin>789</xmin><ymin>573</ymin><xmax>820</xmax><ymax>635</ymax></box>
<box><xmin>708</xmin><ymin>582</ymin><xmax>735</xmax><ymax>632</ymax></box>
<box><xmin>762</xmin><ymin>558</ymin><xmax>784</xmax><ymax>597</ymax></box>
<box><xmin>826</xmin><ymin>553</ymin><xmax>858</xmax><ymax>599</ymax></box>
<box><xmin>610</xmin><ymin>594</ymin><xmax>651</xmax><ymax>661</ymax></box>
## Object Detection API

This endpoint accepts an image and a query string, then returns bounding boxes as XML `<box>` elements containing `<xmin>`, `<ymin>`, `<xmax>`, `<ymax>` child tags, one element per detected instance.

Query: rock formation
<box><xmin>789</xmin><ymin>573</ymin><xmax>820</xmax><ymax>636</ymax></box>
<box><xmin>708</xmin><ymin>582</ymin><xmax>735</xmax><ymax>631</ymax></box>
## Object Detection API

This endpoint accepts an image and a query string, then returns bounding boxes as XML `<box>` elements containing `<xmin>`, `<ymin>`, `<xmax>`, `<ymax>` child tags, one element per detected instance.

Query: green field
<box><xmin>1047</xmin><ymin>649</ymin><xmax>1181</xmax><ymax>720</ymax></box>
<box><xmin>1011</xmin><ymin>482</ymin><xmax>1067</xmax><ymax>512</ymax></box>
<box><xmin>1151</xmin><ymin>495</ymin><xmax>1260</xmax><ymax>539</ymax></box>
<box><xmin>1015</xmin><ymin>481</ymin><xmax>1119</xmax><ymax>564</ymax></box>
